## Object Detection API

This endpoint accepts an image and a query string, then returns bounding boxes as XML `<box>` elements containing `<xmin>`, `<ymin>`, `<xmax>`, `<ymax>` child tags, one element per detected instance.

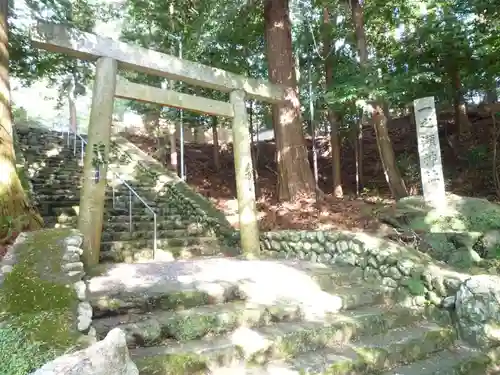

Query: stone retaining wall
<box><xmin>0</xmin><ymin>228</ymin><xmax>95</xmax><ymax>348</ymax></box>
<box><xmin>260</xmin><ymin>230</ymin><xmax>471</xmax><ymax>308</ymax></box>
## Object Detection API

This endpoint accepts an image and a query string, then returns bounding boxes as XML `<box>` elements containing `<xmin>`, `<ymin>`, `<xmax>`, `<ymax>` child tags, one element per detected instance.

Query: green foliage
<box><xmin>10</xmin><ymin>0</ymin><xmax>109</xmax><ymax>104</ymax></box>
<box><xmin>396</xmin><ymin>151</ymin><xmax>420</xmax><ymax>181</ymax></box>
<box><xmin>404</xmin><ymin>277</ymin><xmax>426</xmax><ymax>296</ymax></box>
<box><xmin>466</xmin><ymin>144</ymin><xmax>489</xmax><ymax>167</ymax></box>
<box><xmin>0</xmin><ymin>215</ymin><xmax>29</xmax><ymax>243</ymax></box>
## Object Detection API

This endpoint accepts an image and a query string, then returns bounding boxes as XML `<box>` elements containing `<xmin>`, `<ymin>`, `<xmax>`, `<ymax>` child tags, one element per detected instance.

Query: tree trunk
<box><xmin>211</xmin><ymin>116</ymin><xmax>220</xmax><ymax>171</ymax></box>
<box><xmin>67</xmin><ymin>76</ymin><xmax>78</xmax><ymax>133</ymax></box>
<box><xmin>193</xmin><ymin>126</ymin><xmax>201</xmax><ymax>144</ymax></box>
<box><xmin>323</xmin><ymin>7</ymin><xmax>343</xmax><ymax>198</ymax></box>
<box><xmin>144</xmin><ymin>110</ymin><xmax>161</xmax><ymax>137</ymax></box>
<box><xmin>486</xmin><ymin>79</ymin><xmax>498</xmax><ymax>103</ymax></box>
<box><xmin>350</xmin><ymin>0</ymin><xmax>407</xmax><ymax>199</ymax></box>
<box><xmin>264</xmin><ymin>0</ymin><xmax>316</xmax><ymax>201</ymax></box>
<box><xmin>372</xmin><ymin>103</ymin><xmax>408</xmax><ymax>199</ymax></box>
<box><xmin>0</xmin><ymin>0</ymin><xmax>42</xmax><ymax>243</ymax></box>
<box><xmin>451</xmin><ymin>67</ymin><xmax>471</xmax><ymax>136</ymax></box>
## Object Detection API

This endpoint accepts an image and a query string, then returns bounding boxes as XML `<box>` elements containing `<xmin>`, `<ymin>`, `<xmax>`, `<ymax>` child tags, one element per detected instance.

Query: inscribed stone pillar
<box><xmin>413</xmin><ymin>96</ymin><xmax>446</xmax><ymax>209</ymax></box>
<box><xmin>230</xmin><ymin>90</ymin><xmax>260</xmax><ymax>256</ymax></box>
<box><xmin>78</xmin><ymin>57</ymin><xmax>118</xmax><ymax>266</ymax></box>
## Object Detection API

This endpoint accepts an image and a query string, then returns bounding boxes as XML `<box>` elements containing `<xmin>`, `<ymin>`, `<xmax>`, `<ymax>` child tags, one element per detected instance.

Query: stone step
<box><xmin>35</xmin><ymin>191</ymin><xmax>167</xmax><ymax>206</ymax></box>
<box><xmin>99</xmin><ymin>239</ymin><xmax>228</xmax><ymax>263</ymax></box>
<box><xmin>36</xmin><ymin>196</ymin><xmax>158</xmax><ymax>209</ymax></box>
<box><xmin>30</xmin><ymin>178</ymin><xmax>84</xmax><ymax>188</ymax></box>
<box><xmin>37</xmin><ymin>201</ymin><xmax>160</xmax><ymax>217</ymax></box>
<box><xmin>131</xmin><ymin>323</ymin><xmax>456</xmax><ymax>375</ymax></box>
<box><xmin>381</xmin><ymin>345</ymin><xmax>489</xmax><ymax>375</ymax></box>
<box><xmin>92</xmin><ymin>300</ymin><xmax>303</xmax><ymax>346</ymax></box>
<box><xmin>28</xmin><ymin>169</ymin><xmax>81</xmax><ymax>177</ymax></box>
<box><xmin>206</xmin><ymin>346</ymin><xmax>485</xmax><ymax>375</ymax></box>
<box><xmin>46</xmin><ymin>219</ymin><xmax>209</xmax><ymax>235</ymax></box>
<box><xmin>100</xmin><ymin>244</ymin><xmax>240</xmax><ymax>264</ymax></box>
<box><xmin>19</xmin><ymin>142</ymin><xmax>75</xmax><ymax>151</ymax></box>
<box><xmin>101</xmin><ymin>236</ymin><xmax>220</xmax><ymax>250</ymax></box>
<box><xmin>93</xmin><ymin>302</ymin><xmax>428</xmax><ymax>349</ymax></box>
<box><xmin>88</xmin><ymin>264</ymin><xmax>244</xmax><ymax>318</ymax></box>
<box><xmin>87</xmin><ymin>259</ymin><xmax>398</xmax><ymax>317</ymax></box>
<box><xmin>275</xmin><ymin>260</ymin><xmax>392</xmax><ymax>291</ymax></box>
<box><xmin>31</xmin><ymin>180</ymin><xmax>154</xmax><ymax>192</ymax></box>
<box><xmin>22</xmin><ymin>158</ymin><xmax>81</xmax><ymax>167</ymax></box>
<box><xmin>35</xmin><ymin>188</ymin><xmax>156</xmax><ymax>199</ymax></box>
<box><xmin>44</xmin><ymin>215</ymin><xmax>199</xmax><ymax>230</ymax></box>
<box><xmin>101</xmin><ymin>230</ymin><xmax>213</xmax><ymax>243</ymax></box>
<box><xmin>21</xmin><ymin>151</ymin><xmax>80</xmax><ymax>161</ymax></box>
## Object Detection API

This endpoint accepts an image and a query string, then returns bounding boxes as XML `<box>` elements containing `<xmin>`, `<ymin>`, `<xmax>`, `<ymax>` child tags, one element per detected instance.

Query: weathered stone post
<box><xmin>230</xmin><ymin>90</ymin><xmax>260</xmax><ymax>256</ymax></box>
<box><xmin>78</xmin><ymin>57</ymin><xmax>118</xmax><ymax>266</ymax></box>
<box><xmin>413</xmin><ymin>96</ymin><xmax>446</xmax><ymax>209</ymax></box>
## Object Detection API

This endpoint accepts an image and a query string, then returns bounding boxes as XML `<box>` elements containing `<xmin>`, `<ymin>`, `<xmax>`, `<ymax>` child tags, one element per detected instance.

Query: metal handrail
<box><xmin>66</xmin><ymin>129</ymin><xmax>157</xmax><ymax>258</ymax></box>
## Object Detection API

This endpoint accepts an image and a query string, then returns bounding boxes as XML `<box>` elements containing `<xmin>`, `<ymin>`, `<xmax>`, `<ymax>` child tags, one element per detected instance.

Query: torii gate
<box><xmin>30</xmin><ymin>22</ymin><xmax>287</xmax><ymax>265</ymax></box>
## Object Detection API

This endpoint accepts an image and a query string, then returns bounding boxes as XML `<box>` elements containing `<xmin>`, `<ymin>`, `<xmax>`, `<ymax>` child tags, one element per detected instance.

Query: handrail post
<box><xmin>80</xmin><ymin>140</ymin><xmax>84</xmax><ymax>164</ymax></box>
<box><xmin>129</xmin><ymin>189</ymin><xmax>132</xmax><ymax>233</ymax></box>
<box><xmin>153</xmin><ymin>213</ymin><xmax>157</xmax><ymax>259</ymax></box>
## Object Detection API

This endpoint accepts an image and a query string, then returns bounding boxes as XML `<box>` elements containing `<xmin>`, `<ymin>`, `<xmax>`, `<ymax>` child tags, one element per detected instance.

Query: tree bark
<box><xmin>372</xmin><ymin>103</ymin><xmax>408</xmax><ymax>199</ymax></box>
<box><xmin>211</xmin><ymin>116</ymin><xmax>220</xmax><ymax>171</ymax></box>
<box><xmin>486</xmin><ymin>79</ymin><xmax>498</xmax><ymax>103</ymax></box>
<box><xmin>451</xmin><ymin>67</ymin><xmax>471</xmax><ymax>136</ymax></box>
<box><xmin>66</xmin><ymin>75</ymin><xmax>79</xmax><ymax>134</ymax></box>
<box><xmin>323</xmin><ymin>7</ymin><xmax>343</xmax><ymax>198</ymax></box>
<box><xmin>350</xmin><ymin>0</ymin><xmax>408</xmax><ymax>199</ymax></box>
<box><xmin>264</xmin><ymin>0</ymin><xmax>316</xmax><ymax>201</ymax></box>
<box><xmin>0</xmin><ymin>0</ymin><xmax>42</xmax><ymax>242</ymax></box>
<box><xmin>144</xmin><ymin>110</ymin><xmax>161</xmax><ymax>138</ymax></box>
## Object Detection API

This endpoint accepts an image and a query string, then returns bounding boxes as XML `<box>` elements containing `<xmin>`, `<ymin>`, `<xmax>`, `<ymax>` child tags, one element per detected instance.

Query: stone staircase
<box><xmin>16</xmin><ymin>126</ymin><xmax>235</xmax><ymax>263</ymax></box>
<box><xmin>16</xmin><ymin>126</ymin><xmax>494</xmax><ymax>374</ymax></box>
<box><xmin>88</xmin><ymin>257</ymin><xmax>489</xmax><ymax>375</ymax></box>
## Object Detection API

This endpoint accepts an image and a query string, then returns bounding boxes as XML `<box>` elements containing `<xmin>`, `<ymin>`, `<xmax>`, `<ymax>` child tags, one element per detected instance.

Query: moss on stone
<box><xmin>158</xmin><ymin>290</ymin><xmax>211</xmax><ymax>311</ymax></box>
<box><xmin>322</xmin><ymin>361</ymin><xmax>361</xmax><ymax>375</ymax></box>
<box><xmin>0</xmin><ymin>228</ymin><xmax>80</xmax><ymax>374</ymax></box>
<box><xmin>378</xmin><ymin>195</ymin><xmax>500</xmax><ymax>267</ymax></box>
<box><xmin>162</xmin><ymin>313</ymin><xmax>220</xmax><ymax>341</ymax></box>
<box><xmin>159</xmin><ymin>306</ymin><xmax>253</xmax><ymax>341</ymax></box>
<box><xmin>456</xmin><ymin>354</ymin><xmax>492</xmax><ymax>375</ymax></box>
<box><xmin>135</xmin><ymin>353</ymin><xmax>208</xmax><ymax>375</ymax></box>
<box><xmin>403</xmin><ymin>277</ymin><xmax>426</xmax><ymax>296</ymax></box>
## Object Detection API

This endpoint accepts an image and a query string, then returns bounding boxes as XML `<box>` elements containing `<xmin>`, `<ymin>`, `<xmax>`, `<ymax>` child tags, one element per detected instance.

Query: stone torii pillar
<box><xmin>78</xmin><ymin>57</ymin><xmax>117</xmax><ymax>266</ymax></box>
<box><xmin>230</xmin><ymin>90</ymin><xmax>260</xmax><ymax>256</ymax></box>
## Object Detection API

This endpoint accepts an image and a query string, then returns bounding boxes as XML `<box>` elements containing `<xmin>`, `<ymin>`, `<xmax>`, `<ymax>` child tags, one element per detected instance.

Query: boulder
<box><xmin>30</xmin><ymin>328</ymin><xmax>138</xmax><ymax>375</ymax></box>
<box><xmin>455</xmin><ymin>275</ymin><xmax>500</xmax><ymax>348</ymax></box>
<box><xmin>378</xmin><ymin>194</ymin><xmax>500</xmax><ymax>267</ymax></box>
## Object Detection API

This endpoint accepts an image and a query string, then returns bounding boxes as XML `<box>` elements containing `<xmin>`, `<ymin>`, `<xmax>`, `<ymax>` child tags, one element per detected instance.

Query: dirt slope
<box><xmin>122</xmin><ymin>110</ymin><xmax>496</xmax><ymax>232</ymax></box>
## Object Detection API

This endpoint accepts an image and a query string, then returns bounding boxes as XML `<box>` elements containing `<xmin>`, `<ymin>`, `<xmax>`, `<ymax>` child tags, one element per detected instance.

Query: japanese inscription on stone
<box><xmin>413</xmin><ymin>96</ymin><xmax>446</xmax><ymax>208</ymax></box>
